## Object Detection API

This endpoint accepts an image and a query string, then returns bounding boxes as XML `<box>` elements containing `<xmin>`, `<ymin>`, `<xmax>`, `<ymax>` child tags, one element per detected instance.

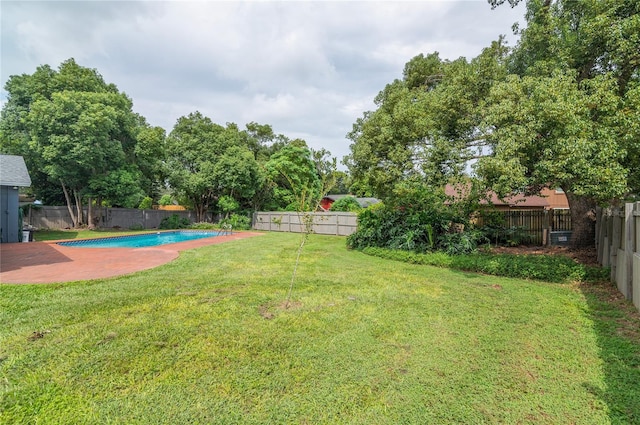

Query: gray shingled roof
<box><xmin>0</xmin><ymin>155</ymin><xmax>32</xmax><ymax>187</ymax></box>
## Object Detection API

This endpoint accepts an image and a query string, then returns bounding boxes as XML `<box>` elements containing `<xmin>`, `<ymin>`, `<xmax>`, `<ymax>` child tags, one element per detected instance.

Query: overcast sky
<box><xmin>1</xmin><ymin>1</ymin><xmax>525</xmax><ymax>164</ymax></box>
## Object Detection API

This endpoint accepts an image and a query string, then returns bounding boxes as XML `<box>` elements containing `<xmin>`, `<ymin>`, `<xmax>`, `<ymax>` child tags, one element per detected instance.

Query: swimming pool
<box><xmin>57</xmin><ymin>231</ymin><xmax>223</xmax><ymax>248</ymax></box>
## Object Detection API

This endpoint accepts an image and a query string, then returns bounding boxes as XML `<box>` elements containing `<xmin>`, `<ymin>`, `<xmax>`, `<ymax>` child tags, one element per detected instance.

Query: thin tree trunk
<box><xmin>87</xmin><ymin>197</ymin><xmax>94</xmax><ymax>229</ymax></box>
<box><xmin>565</xmin><ymin>190</ymin><xmax>596</xmax><ymax>247</ymax></box>
<box><xmin>60</xmin><ymin>180</ymin><xmax>78</xmax><ymax>228</ymax></box>
<box><xmin>74</xmin><ymin>190</ymin><xmax>84</xmax><ymax>227</ymax></box>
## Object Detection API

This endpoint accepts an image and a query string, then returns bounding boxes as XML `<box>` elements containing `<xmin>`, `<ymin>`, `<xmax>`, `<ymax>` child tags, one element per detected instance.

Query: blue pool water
<box><xmin>57</xmin><ymin>231</ymin><xmax>223</xmax><ymax>248</ymax></box>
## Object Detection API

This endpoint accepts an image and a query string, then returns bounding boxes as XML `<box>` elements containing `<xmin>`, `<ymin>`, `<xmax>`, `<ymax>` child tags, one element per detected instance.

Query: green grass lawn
<box><xmin>1</xmin><ymin>232</ymin><xmax>639</xmax><ymax>424</ymax></box>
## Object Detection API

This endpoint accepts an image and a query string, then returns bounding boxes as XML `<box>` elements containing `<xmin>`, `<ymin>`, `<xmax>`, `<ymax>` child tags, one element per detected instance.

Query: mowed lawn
<box><xmin>1</xmin><ymin>233</ymin><xmax>639</xmax><ymax>424</ymax></box>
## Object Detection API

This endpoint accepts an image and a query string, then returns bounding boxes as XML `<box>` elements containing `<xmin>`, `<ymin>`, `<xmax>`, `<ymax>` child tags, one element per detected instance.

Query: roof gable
<box><xmin>0</xmin><ymin>155</ymin><xmax>32</xmax><ymax>187</ymax></box>
<box><xmin>444</xmin><ymin>183</ymin><xmax>549</xmax><ymax>208</ymax></box>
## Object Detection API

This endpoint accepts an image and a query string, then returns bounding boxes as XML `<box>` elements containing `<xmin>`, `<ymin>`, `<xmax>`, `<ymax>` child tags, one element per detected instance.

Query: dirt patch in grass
<box><xmin>488</xmin><ymin>245</ymin><xmax>599</xmax><ymax>266</ymax></box>
<box><xmin>258</xmin><ymin>300</ymin><xmax>304</xmax><ymax>319</ymax></box>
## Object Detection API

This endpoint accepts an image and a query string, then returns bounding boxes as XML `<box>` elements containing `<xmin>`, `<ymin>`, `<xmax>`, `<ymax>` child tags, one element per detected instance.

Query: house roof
<box><xmin>444</xmin><ymin>184</ymin><xmax>549</xmax><ymax>208</ymax></box>
<box><xmin>0</xmin><ymin>155</ymin><xmax>32</xmax><ymax>187</ymax></box>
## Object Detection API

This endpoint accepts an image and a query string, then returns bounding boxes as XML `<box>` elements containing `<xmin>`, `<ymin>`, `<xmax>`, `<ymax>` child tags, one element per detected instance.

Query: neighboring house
<box><xmin>0</xmin><ymin>155</ymin><xmax>32</xmax><ymax>243</ymax></box>
<box><xmin>541</xmin><ymin>187</ymin><xmax>570</xmax><ymax>210</ymax></box>
<box><xmin>444</xmin><ymin>184</ymin><xmax>569</xmax><ymax>211</ymax></box>
<box><xmin>319</xmin><ymin>195</ymin><xmax>380</xmax><ymax>211</ymax></box>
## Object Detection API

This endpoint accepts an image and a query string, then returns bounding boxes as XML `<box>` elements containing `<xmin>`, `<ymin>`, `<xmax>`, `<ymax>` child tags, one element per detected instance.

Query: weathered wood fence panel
<box><xmin>26</xmin><ymin>206</ymin><xmax>207</xmax><ymax>230</ymax></box>
<box><xmin>477</xmin><ymin>209</ymin><xmax>572</xmax><ymax>246</ymax></box>
<box><xmin>252</xmin><ymin>212</ymin><xmax>357</xmax><ymax>236</ymax></box>
<box><xmin>596</xmin><ymin>202</ymin><xmax>639</xmax><ymax>312</ymax></box>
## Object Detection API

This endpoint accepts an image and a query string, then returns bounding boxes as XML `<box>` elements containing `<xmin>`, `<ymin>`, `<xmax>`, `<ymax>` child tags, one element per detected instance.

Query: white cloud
<box><xmin>1</xmin><ymin>0</ymin><xmax>526</xmax><ymax>163</ymax></box>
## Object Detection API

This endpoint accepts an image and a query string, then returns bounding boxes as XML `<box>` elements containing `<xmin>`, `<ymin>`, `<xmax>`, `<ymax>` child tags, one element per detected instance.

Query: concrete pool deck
<box><xmin>0</xmin><ymin>231</ymin><xmax>264</xmax><ymax>284</ymax></box>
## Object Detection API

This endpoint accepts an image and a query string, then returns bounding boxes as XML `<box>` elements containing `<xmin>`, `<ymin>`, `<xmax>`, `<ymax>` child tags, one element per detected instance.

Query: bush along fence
<box><xmin>596</xmin><ymin>202</ymin><xmax>640</xmax><ymax>312</ymax></box>
<box><xmin>25</xmin><ymin>206</ymin><xmax>210</xmax><ymax>230</ymax></box>
<box><xmin>252</xmin><ymin>212</ymin><xmax>358</xmax><ymax>236</ymax></box>
<box><xmin>252</xmin><ymin>210</ymin><xmax>572</xmax><ymax>245</ymax></box>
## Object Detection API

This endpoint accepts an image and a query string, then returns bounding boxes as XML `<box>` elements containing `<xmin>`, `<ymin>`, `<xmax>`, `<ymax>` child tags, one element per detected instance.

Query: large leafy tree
<box><xmin>476</xmin><ymin>72</ymin><xmax>627</xmax><ymax>245</ymax></box>
<box><xmin>345</xmin><ymin>43</ymin><xmax>509</xmax><ymax>199</ymax></box>
<box><xmin>347</xmin><ymin>0</ymin><xmax>639</xmax><ymax>246</ymax></box>
<box><xmin>211</xmin><ymin>145</ymin><xmax>265</xmax><ymax>212</ymax></box>
<box><xmin>264</xmin><ymin>144</ymin><xmax>323</xmax><ymax>211</ymax></box>
<box><xmin>165</xmin><ymin>112</ymin><xmax>228</xmax><ymax>221</ymax></box>
<box><xmin>28</xmin><ymin>90</ymin><xmax>138</xmax><ymax>226</ymax></box>
<box><xmin>165</xmin><ymin>112</ymin><xmax>269</xmax><ymax>221</ymax></box>
<box><xmin>479</xmin><ymin>0</ymin><xmax>640</xmax><ymax>246</ymax></box>
<box><xmin>0</xmin><ymin>59</ymin><xmax>146</xmax><ymax>227</ymax></box>
<box><xmin>133</xmin><ymin>116</ymin><xmax>167</xmax><ymax>201</ymax></box>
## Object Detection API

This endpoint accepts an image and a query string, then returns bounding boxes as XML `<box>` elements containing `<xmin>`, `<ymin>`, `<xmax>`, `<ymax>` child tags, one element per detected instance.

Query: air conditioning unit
<box><xmin>549</xmin><ymin>231</ymin><xmax>572</xmax><ymax>246</ymax></box>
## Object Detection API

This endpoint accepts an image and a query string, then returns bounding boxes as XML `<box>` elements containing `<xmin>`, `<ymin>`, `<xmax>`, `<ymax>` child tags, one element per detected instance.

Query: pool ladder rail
<box><xmin>220</xmin><ymin>223</ymin><xmax>233</xmax><ymax>236</ymax></box>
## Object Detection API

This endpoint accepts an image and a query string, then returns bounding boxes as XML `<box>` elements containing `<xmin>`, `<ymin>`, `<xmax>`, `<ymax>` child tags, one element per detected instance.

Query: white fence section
<box><xmin>252</xmin><ymin>212</ymin><xmax>357</xmax><ymax>236</ymax></box>
<box><xmin>26</xmin><ymin>206</ymin><xmax>207</xmax><ymax>230</ymax></box>
<box><xmin>596</xmin><ymin>202</ymin><xmax>640</xmax><ymax>312</ymax></box>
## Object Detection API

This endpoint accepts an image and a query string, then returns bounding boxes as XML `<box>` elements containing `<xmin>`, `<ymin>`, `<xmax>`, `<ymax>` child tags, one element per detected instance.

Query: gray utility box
<box><xmin>549</xmin><ymin>231</ymin><xmax>573</xmax><ymax>246</ymax></box>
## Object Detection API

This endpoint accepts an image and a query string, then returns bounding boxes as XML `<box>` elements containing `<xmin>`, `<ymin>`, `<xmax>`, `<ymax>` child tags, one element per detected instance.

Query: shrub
<box><xmin>129</xmin><ymin>223</ymin><xmax>144</xmax><ymax>231</ymax></box>
<box><xmin>437</xmin><ymin>230</ymin><xmax>489</xmax><ymax>255</ymax></box>
<box><xmin>329</xmin><ymin>196</ymin><xmax>362</xmax><ymax>212</ymax></box>
<box><xmin>159</xmin><ymin>214</ymin><xmax>190</xmax><ymax>229</ymax></box>
<box><xmin>138</xmin><ymin>197</ymin><xmax>153</xmax><ymax>210</ymax></box>
<box><xmin>219</xmin><ymin>213</ymin><xmax>251</xmax><ymax>230</ymax></box>
<box><xmin>347</xmin><ymin>182</ymin><xmax>462</xmax><ymax>252</ymax></box>
<box><xmin>189</xmin><ymin>222</ymin><xmax>217</xmax><ymax>230</ymax></box>
<box><xmin>360</xmin><ymin>247</ymin><xmax>610</xmax><ymax>284</ymax></box>
<box><xmin>218</xmin><ymin>195</ymin><xmax>240</xmax><ymax>216</ymax></box>
<box><xmin>158</xmin><ymin>194</ymin><xmax>173</xmax><ymax>206</ymax></box>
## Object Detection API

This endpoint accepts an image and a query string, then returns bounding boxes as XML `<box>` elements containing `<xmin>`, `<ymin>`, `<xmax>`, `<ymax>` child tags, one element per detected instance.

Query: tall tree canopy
<box><xmin>164</xmin><ymin>112</ymin><xmax>279</xmax><ymax>221</ymax></box>
<box><xmin>264</xmin><ymin>144</ymin><xmax>324</xmax><ymax>211</ymax></box>
<box><xmin>478</xmin><ymin>0</ymin><xmax>640</xmax><ymax>245</ymax></box>
<box><xmin>0</xmin><ymin>59</ymin><xmax>159</xmax><ymax>227</ymax></box>
<box><xmin>346</xmin><ymin>0</ymin><xmax>639</xmax><ymax>246</ymax></box>
<box><xmin>345</xmin><ymin>42</ymin><xmax>509</xmax><ymax>199</ymax></box>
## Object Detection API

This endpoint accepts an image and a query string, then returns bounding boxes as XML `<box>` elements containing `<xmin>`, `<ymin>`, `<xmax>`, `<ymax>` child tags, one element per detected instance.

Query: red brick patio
<box><xmin>0</xmin><ymin>232</ymin><xmax>263</xmax><ymax>284</ymax></box>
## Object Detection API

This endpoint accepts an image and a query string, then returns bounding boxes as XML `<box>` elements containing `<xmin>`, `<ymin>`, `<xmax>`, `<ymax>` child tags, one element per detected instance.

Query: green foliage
<box><xmin>265</xmin><ymin>145</ymin><xmax>323</xmax><ymax>211</ymax></box>
<box><xmin>165</xmin><ymin>113</ymin><xmax>269</xmax><ymax>221</ymax></box>
<box><xmin>478</xmin><ymin>72</ymin><xmax>627</xmax><ymax>202</ymax></box>
<box><xmin>329</xmin><ymin>196</ymin><xmax>362</xmax><ymax>212</ymax></box>
<box><xmin>189</xmin><ymin>222</ymin><xmax>217</xmax><ymax>230</ymax></box>
<box><xmin>0</xmin><ymin>58</ymin><xmax>152</xmax><ymax>225</ymax></box>
<box><xmin>347</xmin><ymin>182</ymin><xmax>465</xmax><ymax>252</ymax></box>
<box><xmin>158</xmin><ymin>194</ymin><xmax>173</xmax><ymax>206</ymax></box>
<box><xmin>159</xmin><ymin>214</ymin><xmax>190</xmax><ymax>229</ymax></box>
<box><xmin>438</xmin><ymin>230</ymin><xmax>489</xmax><ymax>255</ymax></box>
<box><xmin>128</xmin><ymin>223</ymin><xmax>144</xmax><ymax>231</ymax></box>
<box><xmin>138</xmin><ymin>197</ymin><xmax>153</xmax><ymax>210</ymax></box>
<box><xmin>345</xmin><ymin>42</ymin><xmax>509</xmax><ymax>198</ymax></box>
<box><xmin>218</xmin><ymin>213</ymin><xmax>251</xmax><ymax>230</ymax></box>
<box><xmin>361</xmin><ymin>246</ymin><xmax>610</xmax><ymax>284</ymax></box>
<box><xmin>217</xmin><ymin>195</ymin><xmax>239</xmax><ymax>216</ymax></box>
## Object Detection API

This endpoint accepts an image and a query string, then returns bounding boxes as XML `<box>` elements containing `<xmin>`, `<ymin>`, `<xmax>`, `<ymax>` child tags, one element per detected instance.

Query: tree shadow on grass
<box><xmin>580</xmin><ymin>280</ymin><xmax>640</xmax><ymax>423</ymax></box>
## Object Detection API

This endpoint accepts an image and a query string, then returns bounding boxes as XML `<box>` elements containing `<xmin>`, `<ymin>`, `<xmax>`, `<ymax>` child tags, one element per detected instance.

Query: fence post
<box><xmin>610</xmin><ymin>209</ymin><xmax>621</xmax><ymax>282</ymax></box>
<box><xmin>596</xmin><ymin>207</ymin><xmax>604</xmax><ymax>263</ymax></box>
<box><xmin>625</xmin><ymin>203</ymin><xmax>634</xmax><ymax>300</ymax></box>
<box><xmin>543</xmin><ymin>210</ymin><xmax>550</xmax><ymax>246</ymax></box>
<box><xmin>634</xmin><ymin>203</ymin><xmax>640</xmax><ymax>311</ymax></box>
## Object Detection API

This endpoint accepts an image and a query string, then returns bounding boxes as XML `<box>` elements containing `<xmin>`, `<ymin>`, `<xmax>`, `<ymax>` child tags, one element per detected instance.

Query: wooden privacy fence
<box><xmin>252</xmin><ymin>212</ymin><xmax>358</xmax><ymax>236</ymax></box>
<box><xmin>476</xmin><ymin>209</ymin><xmax>572</xmax><ymax>246</ymax></box>
<box><xmin>26</xmin><ymin>206</ymin><xmax>207</xmax><ymax>230</ymax></box>
<box><xmin>596</xmin><ymin>202</ymin><xmax>640</xmax><ymax>312</ymax></box>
